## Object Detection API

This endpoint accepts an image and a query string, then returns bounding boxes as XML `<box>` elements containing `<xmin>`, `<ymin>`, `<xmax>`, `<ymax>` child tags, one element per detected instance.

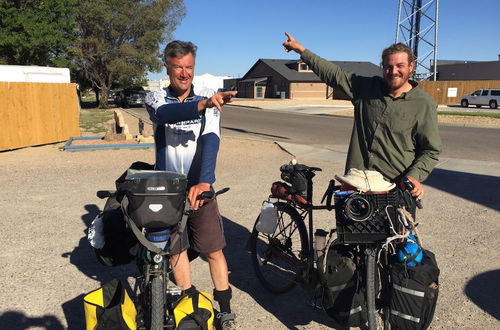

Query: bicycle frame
<box><xmin>251</xmin><ymin>164</ymin><xmax>423</xmax><ymax>329</ymax></box>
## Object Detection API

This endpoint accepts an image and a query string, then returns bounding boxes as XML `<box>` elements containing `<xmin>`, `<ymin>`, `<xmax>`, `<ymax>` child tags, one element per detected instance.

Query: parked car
<box><xmin>107</xmin><ymin>90</ymin><xmax>118</xmax><ymax>103</ymax></box>
<box><xmin>114</xmin><ymin>88</ymin><xmax>146</xmax><ymax>108</ymax></box>
<box><xmin>460</xmin><ymin>89</ymin><xmax>500</xmax><ymax>109</ymax></box>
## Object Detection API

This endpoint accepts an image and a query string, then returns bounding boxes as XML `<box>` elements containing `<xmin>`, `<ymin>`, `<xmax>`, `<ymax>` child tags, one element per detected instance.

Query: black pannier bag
<box><xmin>92</xmin><ymin>202</ymin><xmax>139</xmax><ymax>267</ymax></box>
<box><xmin>119</xmin><ymin>169</ymin><xmax>188</xmax><ymax>229</ymax></box>
<box><xmin>317</xmin><ymin>244</ymin><xmax>368</xmax><ymax>327</ymax></box>
<box><xmin>279</xmin><ymin>164</ymin><xmax>310</xmax><ymax>198</ymax></box>
<box><xmin>389</xmin><ymin>249</ymin><xmax>440</xmax><ymax>329</ymax></box>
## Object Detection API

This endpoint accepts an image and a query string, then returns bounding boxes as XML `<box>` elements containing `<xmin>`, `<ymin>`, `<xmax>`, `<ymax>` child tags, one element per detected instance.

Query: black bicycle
<box><xmin>247</xmin><ymin>163</ymin><xmax>428</xmax><ymax>329</ymax></box>
<box><xmin>97</xmin><ymin>182</ymin><xmax>228</xmax><ymax>330</ymax></box>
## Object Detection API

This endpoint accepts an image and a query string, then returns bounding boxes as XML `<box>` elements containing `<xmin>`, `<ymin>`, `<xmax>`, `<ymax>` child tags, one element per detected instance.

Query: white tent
<box><xmin>192</xmin><ymin>73</ymin><xmax>231</xmax><ymax>94</ymax></box>
<box><xmin>147</xmin><ymin>73</ymin><xmax>232</xmax><ymax>93</ymax></box>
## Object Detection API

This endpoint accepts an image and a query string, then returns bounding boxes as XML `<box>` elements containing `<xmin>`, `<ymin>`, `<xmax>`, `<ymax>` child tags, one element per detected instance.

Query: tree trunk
<box><xmin>98</xmin><ymin>86</ymin><xmax>110</xmax><ymax>109</ymax></box>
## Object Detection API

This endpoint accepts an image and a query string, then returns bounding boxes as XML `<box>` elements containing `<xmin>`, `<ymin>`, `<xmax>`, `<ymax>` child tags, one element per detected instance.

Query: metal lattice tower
<box><xmin>396</xmin><ymin>0</ymin><xmax>439</xmax><ymax>81</ymax></box>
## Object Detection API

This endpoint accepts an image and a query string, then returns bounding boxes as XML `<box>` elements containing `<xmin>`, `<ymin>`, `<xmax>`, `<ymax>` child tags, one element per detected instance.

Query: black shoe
<box><xmin>216</xmin><ymin>312</ymin><xmax>237</xmax><ymax>330</ymax></box>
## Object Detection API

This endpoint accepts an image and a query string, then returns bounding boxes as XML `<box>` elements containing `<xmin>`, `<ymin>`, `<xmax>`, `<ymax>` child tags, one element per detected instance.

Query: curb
<box><xmin>63</xmin><ymin>136</ymin><xmax>154</xmax><ymax>151</ymax></box>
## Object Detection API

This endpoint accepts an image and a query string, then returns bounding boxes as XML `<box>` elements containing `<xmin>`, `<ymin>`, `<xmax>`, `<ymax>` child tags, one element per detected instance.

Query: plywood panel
<box><xmin>0</xmin><ymin>82</ymin><xmax>80</xmax><ymax>151</ymax></box>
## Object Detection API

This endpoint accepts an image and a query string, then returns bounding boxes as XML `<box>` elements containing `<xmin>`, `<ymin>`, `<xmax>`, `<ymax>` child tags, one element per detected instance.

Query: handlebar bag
<box><xmin>317</xmin><ymin>244</ymin><xmax>368</xmax><ymax>327</ymax></box>
<box><xmin>388</xmin><ymin>249</ymin><xmax>440</xmax><ymax>329</ymax></box>
<box><xmin>120</xmin><ymin>169</ymin><xmax>187</xmax><ymax>229</ymax></box>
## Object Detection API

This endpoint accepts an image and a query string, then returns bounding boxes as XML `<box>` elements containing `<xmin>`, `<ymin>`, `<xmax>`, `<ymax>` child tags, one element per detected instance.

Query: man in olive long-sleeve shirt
<box><xmin>283</xmin><ymin>32</ymin><xmax>441</xmax><ymax>201</ymax></box>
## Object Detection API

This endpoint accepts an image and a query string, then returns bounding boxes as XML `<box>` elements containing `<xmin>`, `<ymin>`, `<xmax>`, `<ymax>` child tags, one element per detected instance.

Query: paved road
<box><xmin>221</xmin><ymin>106</ymin><xmax>500</xmax><ymax>163</ymax></box>
<box><xmin>125</xmin><ymin>105</ymin><xmax>500</xmax><ymax>163</ymax></box>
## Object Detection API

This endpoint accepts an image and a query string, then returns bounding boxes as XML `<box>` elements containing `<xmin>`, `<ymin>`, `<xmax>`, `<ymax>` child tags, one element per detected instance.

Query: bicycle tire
<box><xmin>249</xmin><ymin>202</ymin><xmax>308</xmax><ymax>294</ymax></box>
<box><xmin>150</xmin><ymin>276</ymin><xmax>165</xmax><ymax>330</ymax></box>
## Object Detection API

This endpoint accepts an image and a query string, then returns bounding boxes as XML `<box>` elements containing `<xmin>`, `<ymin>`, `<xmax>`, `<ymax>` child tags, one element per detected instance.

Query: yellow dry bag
<box><xmin>83</xmin><ymin>279</ymin><xmax>137</xmax><ymax>330</ymax></box>
<box><xmin>174</xmin><ymin>291</ymin><xmax>214</xmax><ymax>330</ymax></box>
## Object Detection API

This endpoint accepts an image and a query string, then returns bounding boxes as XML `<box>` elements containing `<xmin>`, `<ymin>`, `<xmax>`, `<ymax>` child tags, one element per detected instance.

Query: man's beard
<box><xmin>385</xmin><ymin>73</ymin><xmax>411</xmax><ymax>92</ymax></box>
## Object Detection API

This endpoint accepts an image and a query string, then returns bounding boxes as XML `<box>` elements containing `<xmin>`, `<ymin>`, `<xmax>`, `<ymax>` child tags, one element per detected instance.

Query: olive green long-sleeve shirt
<box><xmin>301</xmin><ymin>49</ymin><xmax>442</xmax><ymax>182</ymax></box>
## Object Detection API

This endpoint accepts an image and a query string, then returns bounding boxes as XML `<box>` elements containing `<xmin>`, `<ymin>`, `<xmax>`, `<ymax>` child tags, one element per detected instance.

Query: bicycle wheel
<box><xmin>149</xmin><ymin>276</ymin><xmax>165</xmax><ymax>330</ymax></box>
<box><xmin>249</xmin><ymin>202</ymin><xmax>308</xmax><ymax>294</ymax></box>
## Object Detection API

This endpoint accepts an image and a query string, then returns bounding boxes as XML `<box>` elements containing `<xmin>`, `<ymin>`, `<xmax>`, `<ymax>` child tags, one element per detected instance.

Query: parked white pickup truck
<box><xmin>460</xmin><ymin>89</ymin><xmax>500</xmax><ymax>109</ymax></box>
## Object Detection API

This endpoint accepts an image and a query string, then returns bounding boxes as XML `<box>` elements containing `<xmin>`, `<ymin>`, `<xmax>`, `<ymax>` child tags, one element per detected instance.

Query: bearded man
<box><xmin>283</xmin><ymin>32</ymin><xmax>441</xmax><ymax>208</ymax></box>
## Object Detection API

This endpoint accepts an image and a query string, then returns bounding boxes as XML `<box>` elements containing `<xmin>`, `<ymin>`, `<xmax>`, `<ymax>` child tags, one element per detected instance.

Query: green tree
<box><xmin>75</xmin><ymin>0</ymin><xmax>185</xmax><ymax>108</ymax></box>
<box><xmin>0</xmin><ymin>0</ymin><xmax>77</xmax><ymax>66</ymax></box>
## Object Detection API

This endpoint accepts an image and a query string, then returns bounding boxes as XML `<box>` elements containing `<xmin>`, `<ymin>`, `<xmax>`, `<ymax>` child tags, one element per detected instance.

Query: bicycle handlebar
<box><xmin>97</xmin><ymin>187</ymin><xmax>230</xmax><ymax>201</ymax></box>
<box><xmin>198</xmin><ymin>187</ymin><xmax>230</xmax><ymax>200</ymax></box>
<box><xmin>402</xmin><ymin>177</ymin><xmax>423</xmax><ymax>209</ymax></box>
<box><xmin>96</xmin><ymin>190</ymin><xmax>115</xmax><ymax>199</ymax></box>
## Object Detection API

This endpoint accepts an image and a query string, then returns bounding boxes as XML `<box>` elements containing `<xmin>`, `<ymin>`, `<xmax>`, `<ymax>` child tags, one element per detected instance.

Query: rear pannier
<box><xmin>389</xmin><ymin>249</ymin><xmax>440</xmax><ymax>329</ymax></box>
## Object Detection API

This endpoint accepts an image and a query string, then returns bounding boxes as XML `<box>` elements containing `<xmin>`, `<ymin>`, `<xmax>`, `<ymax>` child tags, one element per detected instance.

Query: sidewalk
<box><xmin>229</xmin><ymin>98</ymin><xmax>500</xmax><ymax>128</ymax></box>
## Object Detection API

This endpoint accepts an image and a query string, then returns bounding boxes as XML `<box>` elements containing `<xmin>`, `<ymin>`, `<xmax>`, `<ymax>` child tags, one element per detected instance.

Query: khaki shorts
<box><xmin>169</xmin><ymin>199</ymin><xmax>226</xmax><ymax>255</ymax></box>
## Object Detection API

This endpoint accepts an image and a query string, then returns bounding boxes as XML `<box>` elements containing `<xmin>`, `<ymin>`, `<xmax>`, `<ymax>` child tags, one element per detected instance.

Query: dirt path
<box><xmin>0</xmin><ymin>134</ymin><xmax>498</xmax><ymax>329</ymax></box>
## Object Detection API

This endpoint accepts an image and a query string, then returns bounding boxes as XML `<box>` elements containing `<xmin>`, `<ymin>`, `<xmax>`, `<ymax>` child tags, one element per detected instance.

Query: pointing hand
<box><xmin>283</xmin><ymin>32</ymin><xmax>305</xmax><ymax>54</ymax></box>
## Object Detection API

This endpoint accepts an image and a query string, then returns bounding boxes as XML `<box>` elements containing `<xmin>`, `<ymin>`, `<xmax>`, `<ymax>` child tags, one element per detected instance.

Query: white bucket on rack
<box><xmin>255</xmin><ymin>202</ymin><xmax>278</xmax><ymax>234</ymax></box>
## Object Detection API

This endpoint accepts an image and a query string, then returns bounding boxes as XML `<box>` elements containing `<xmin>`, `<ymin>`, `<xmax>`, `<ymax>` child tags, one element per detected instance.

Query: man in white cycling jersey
<box><xmin>145</xmin><ymin>40</ymin><xmax>237</xmax><ymax>329</ymax></box>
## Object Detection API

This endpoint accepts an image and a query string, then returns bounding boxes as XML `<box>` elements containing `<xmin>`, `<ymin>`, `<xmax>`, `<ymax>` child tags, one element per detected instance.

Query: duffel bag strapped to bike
<box><xmin>173</xmin><ymin>291</ymin><xmax>214</xmax><ymax>330</ymax></box>
<box><xmin>83</xmin><ymin>278</ymin><xmax>137</xmax><ymax>330</ymax></box>
<box><xmin>279</xmin><ymin>163</ymin><xmax>317</xmax><ymax>198</ymax></box>
<box><xmin>88</xmin><ymin>202</ymin><xmax>139</xmax><ymax>267</ymax></box>
<box><xmin>270</xmin><ymin>181</ymin><xmax>311</xmax><ymax>207</ymax></box>
<box><xmin>389</xmin><ymin>249</ymin><xmax>440</xmax><ymax>330</ymax></box>
<box><xmin>317</xmin><ymin>244</ymin><xmax>368</xmax><ymax>327</ymax></box>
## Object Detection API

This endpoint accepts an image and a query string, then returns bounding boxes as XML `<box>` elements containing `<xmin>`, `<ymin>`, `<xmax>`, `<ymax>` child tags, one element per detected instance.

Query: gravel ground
<box><xmin>0</xmin><ymin>114</ymin><xmax>499</xmax><ymax>329</ymax></box>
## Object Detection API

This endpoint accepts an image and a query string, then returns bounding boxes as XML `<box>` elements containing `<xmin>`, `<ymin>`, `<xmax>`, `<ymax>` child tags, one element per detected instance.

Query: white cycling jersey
<box><xmin>145</xmin><ymin>87</ymin><xmax>220</xmax><ymax>187</ymax></box>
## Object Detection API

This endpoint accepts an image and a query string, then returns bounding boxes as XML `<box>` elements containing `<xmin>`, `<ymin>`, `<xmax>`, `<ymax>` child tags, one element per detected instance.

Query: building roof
<box><xmin>436</xmin><ymin>60</ymin><xmax>500</xmax><ymax>80</ymax></box>
<box><xmin>242</xmin><ymin>58</ymin><xmax>382</xmax><ymax>82</ymax></box>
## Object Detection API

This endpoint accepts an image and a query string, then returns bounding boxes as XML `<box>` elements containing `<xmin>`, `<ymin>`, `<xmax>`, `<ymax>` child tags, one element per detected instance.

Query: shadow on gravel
<box><xmin>61</xmin><ymin>204</ymin><xmax>139</xmax><ymax>329</ymax></box>
<box><xmin>425</xmin><ymin>168</ymin><xmax>500</xmax><ymax>211</ymax></box>
<box><xmin>0</xmin><ymin>311</ymin><xmax>64</xmax><ymax>330</ymax></box>
<box><xmin>221</xmin><ymin>126</ymin><xmax>290</xmax><ymax>140</ymax></box>
<box><xmin>220</xmin><ymin>216</ymin><xmax>341</xmax><ymax>329</ymax></box>
<box><xmin>464</xmin><ymin>269</ymin><xmax>500</xmax><ymax>321</ymax></box>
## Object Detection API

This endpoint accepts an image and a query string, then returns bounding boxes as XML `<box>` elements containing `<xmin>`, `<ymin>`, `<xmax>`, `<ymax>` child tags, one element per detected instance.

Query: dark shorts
<box><xmin>169</xmin><ymin>199</ymin><xmax>226</xmax><ymax>255</ymax></box>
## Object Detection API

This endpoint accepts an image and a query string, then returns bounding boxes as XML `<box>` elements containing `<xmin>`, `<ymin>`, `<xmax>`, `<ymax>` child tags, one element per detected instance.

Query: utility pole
<box><xmin>396</xmin><ymin>0</ymin><xmax>439</xmax><ymax>81</ymax></box>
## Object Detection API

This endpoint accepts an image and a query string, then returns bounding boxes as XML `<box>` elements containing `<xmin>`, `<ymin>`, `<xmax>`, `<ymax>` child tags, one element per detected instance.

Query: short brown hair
<box><xmin>381</xmin><ymin>43</ymin><xmax>415</xmax><ymax>65</ymax></box>
<box><xmin>163</xmin><ymin>40</ymin><xmax>197</xmax><ymax>64</ymax></box>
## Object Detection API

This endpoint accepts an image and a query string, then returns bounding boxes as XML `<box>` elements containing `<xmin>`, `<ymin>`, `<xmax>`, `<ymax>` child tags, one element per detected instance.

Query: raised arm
<box><xmin>145</xmin><ymin>90</ymin><xmax>237</xmax><ymax>124</ymax></box>
<box><xmin>282</xmin><ymin>32</ymin><xmax>355</xmax><ymax>99</ymax></box>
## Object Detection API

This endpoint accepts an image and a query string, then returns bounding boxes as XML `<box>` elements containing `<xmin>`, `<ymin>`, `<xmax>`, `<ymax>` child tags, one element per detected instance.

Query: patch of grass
<box><xmin>437</xmin><ymin>111</ymin><xmax>500</xmax><ymax>119</ymax></box>
<box><xmin>79</xmin><ymin>108</ymin><xmax>114</xmax><ymax>134</ymax></box>
<box><xmin>81</xmin><ymin>95</ymin><xmax>96</xmax><ymax>102</ymax></box>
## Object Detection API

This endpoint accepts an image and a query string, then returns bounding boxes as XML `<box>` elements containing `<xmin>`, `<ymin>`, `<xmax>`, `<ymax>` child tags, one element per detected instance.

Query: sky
<box><xmin>148</xmin><ymin>0</ymin><xmax>500</xmax><ymax>80</ymax></box>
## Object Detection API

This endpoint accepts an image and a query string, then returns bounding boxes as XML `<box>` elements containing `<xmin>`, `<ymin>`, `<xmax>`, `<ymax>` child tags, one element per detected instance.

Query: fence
<box><xmin>0</xmin><ymin>82</ymin><xmax>80</xmax><ymax>151</ymax></box>
<box><xmin>419</xmin><ymin>80</ymin><xmax>500</xmax><ymax>105</ymax></box>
